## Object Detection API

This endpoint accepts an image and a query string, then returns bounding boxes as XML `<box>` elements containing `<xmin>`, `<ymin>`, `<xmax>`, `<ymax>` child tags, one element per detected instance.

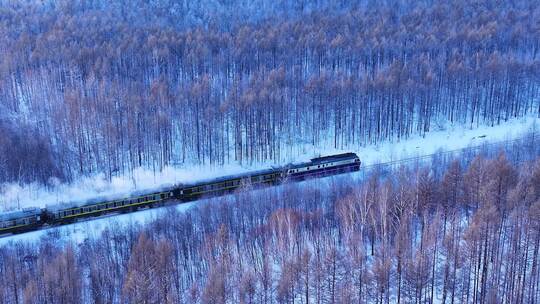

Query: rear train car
<box><xmin>0</xmin><ymin>208</ymin><xmax>43</xmax><ymax>236</ymax></box>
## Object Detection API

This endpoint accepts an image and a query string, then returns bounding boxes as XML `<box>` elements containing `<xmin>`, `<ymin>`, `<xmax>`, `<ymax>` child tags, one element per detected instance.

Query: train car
<box><xmin>285</xmin><ymin>152</ymin><xmax>361</xmax><ymax>180</ymax></box>
<box><xmin>46</xmin><ymin>186</ymin><xmax>177</xmax><ymax>225</ymax></box>
<box><xmin>0</xmin><ymin>208</ymin><xmax>43</xmax><ymax>236</ymax></box>
<box><xmin>176</xmin><ymin>167</ymin><xmax>284</xmax><ymax>201</ymax></box>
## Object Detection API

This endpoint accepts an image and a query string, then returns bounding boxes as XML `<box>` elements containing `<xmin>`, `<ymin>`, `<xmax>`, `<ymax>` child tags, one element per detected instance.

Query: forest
<box><xmin>0</xmin><ymin>136</ymin><xmax>539</xmax><ymax>304</ymax></box>
<box><xmin>0</xmin><ymin>0</ymin><xmax>538</xmax><ymax>184</ymax></box>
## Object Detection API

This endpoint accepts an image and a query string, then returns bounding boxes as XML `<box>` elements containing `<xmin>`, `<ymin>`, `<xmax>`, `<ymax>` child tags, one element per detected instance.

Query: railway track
<box><xmin>361</xmin><ymin>132</ymin><xmax>539</xmax><ymax>172</ymax></box>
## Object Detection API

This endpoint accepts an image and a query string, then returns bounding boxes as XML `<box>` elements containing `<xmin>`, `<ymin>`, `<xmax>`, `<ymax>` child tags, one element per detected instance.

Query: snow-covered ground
<box><xmin>0</xmin><ymin>115</ymin><xmax>538</xmax><ymax>213</ymax></box>
<box><xmin>0</xmin><ymin>115</ymin><xmax>538</xmax><ymax>245</ymax></box>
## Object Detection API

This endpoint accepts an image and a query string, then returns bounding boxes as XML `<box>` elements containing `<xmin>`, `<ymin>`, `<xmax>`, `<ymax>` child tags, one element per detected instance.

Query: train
<box><xmin>0</xmin><ymin>153</ymin><xmax>361</xmax><ymax>236</ymax></box>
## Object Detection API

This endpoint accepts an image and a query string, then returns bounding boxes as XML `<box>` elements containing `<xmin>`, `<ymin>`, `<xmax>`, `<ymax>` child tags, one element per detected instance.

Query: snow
<box><xmin>0</xmin><ymin>115</ymin><xmax>538</xmax><ymax>245</ymax></box>
<box><xmin>0</xmin><ymin>115</ymin><xmax>537</xmax><ymax>213</ymax></box>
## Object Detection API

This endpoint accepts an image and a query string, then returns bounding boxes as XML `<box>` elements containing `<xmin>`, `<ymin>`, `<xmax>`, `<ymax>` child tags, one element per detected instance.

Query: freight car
<box><xmin>0</xmin><ymin>153</ymin><xmax>360</xmax><ymax>236</ymax></box>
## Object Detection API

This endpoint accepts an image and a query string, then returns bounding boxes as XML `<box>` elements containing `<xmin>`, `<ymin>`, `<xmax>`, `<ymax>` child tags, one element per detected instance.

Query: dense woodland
<box><xmin>0</xmin><ymin>0</ymin><xmax>538</xmax><ymax>184</ymax></box>
<box><xmin>0</xmin><ymin>138</ymin><xmax>539</xmax><ymax>304</ymax></box>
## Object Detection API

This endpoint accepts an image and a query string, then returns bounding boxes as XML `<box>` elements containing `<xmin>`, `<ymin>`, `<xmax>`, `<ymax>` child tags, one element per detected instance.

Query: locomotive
<box><xmin>0</xmin><ymin>153</ymin><xmax>360</xmax><ymax>236</ymax></box>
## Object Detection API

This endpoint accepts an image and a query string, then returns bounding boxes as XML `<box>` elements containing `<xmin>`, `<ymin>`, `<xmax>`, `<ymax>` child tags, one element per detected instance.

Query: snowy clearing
<box><xmin>0</xmin><ymin>115</ymin><xmax>537</xmax><ymax>213</ymax></box>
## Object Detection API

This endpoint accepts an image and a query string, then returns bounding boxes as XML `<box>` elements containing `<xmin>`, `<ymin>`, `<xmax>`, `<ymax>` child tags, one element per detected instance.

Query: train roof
<box><xmin>310</xmin><ymin>152</ymin><xmax>359</xmax><ymax>163</ymax></box>
<box><xmin>0</xmin><ymin>207</ymin><xmax>41</xmax><ymax>222</ymax></box>
<box><xmin>180</xmin><ymin>167</ymin><xmax>280</xmax><ymax>187</ymax></box>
